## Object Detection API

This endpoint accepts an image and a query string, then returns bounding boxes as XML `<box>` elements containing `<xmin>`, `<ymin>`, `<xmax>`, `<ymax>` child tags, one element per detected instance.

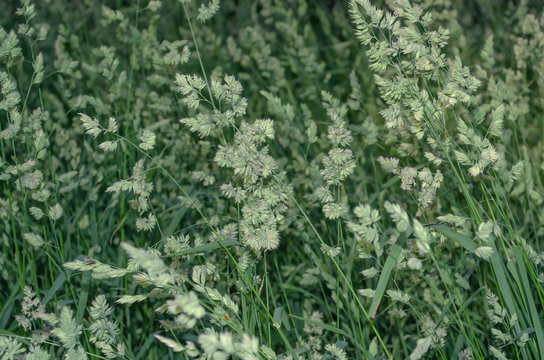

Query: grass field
<box><xmin>2</xmin><ymin>0</ymin><xmax>544</xmax><ymax>359</ymax></box>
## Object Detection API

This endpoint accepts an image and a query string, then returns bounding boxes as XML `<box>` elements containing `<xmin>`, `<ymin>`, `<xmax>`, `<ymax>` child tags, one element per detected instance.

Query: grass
<box><xmin>1</xmin><ymin>0</ymin><xmax>544</xmax><ymax>359</ymax></box>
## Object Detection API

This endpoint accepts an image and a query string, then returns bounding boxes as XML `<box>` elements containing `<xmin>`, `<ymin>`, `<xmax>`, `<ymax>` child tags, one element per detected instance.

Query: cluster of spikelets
<box><xmin>3</xmin><ymin>0</ymin><xmax>544</xmax><ymax>359</ymax></box>
<box><xmin>3</xmin><ymin>286</ymin><xmax>124</xmax><ymax>359</ymax></box>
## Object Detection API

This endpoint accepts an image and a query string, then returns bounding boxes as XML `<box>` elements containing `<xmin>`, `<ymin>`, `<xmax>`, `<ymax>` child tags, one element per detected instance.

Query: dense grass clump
<box><xmin>2</xmin><ymin>0</ymin><xmax>544</xmax><ymax>359</ymax></box>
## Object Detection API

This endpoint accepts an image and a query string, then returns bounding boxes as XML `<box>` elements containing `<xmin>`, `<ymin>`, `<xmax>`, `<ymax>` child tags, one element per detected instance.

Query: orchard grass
<box><xmin>1</xmin><ymin>0</ymin><xmax>544</xmax><ymax>359</ymax></box>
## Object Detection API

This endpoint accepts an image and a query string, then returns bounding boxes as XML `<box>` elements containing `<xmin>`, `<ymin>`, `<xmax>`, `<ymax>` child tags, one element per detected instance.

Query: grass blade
<box><xmin>369</xmin><ymin>230</ymin><xmax>411</xmax><ymax>318</ymax></box>
<box><xmin>431</xmin><ymin>224</ymin><xmax>476</xmax><ymax>253</ymax></box>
